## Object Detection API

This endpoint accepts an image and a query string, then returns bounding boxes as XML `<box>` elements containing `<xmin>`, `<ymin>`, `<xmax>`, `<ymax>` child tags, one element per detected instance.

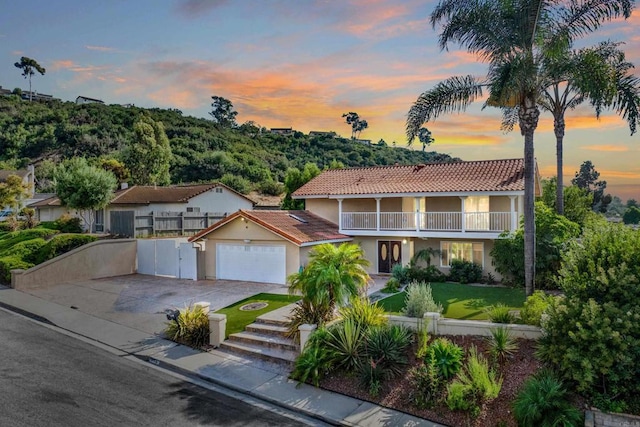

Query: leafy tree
<box><xmin>407</xmin><ymin>0</ymin><xmax>632</xmax><ymax>295</ymax></box>
<box><xmin>14</xmin><ymin>56</ymin><xmax>46</xmax><ymax>102</ymax></box>
<box><xmin>209</xmin><ymin>96</ymin><xmax>237</xmax><ymax>128</ymax></box>
<box><xmin>623</xmin><ymin>206</ymin><xmax>640</xmax><ymax>224</ymax></box>
<box><xmin>282</xmin><ymin>162</ymin><xmax>321</xmax><ymax>209</ymax></box>
<box><xmin>54</xmin><ymin>157</ymin><xmax>117</xmax><ymax>231</ymax></box>
<box><xmin>34</xmin><ymin>159</ymin><xmax>57</xmax><ymax>192</ymax></box>
<box><xmin>417</xmin><ymin>127</ymin><xmax>435</xmax><ymax>152</ymax></box>
<box><xmin>99</xmin><ymin>158</ymin><xmax>130</xmax><ymax>184</ymax></box>
<box><xmin>537</xmin><ymin>220</ymin><xmax>640</xmax><ymax>407</ymax></box>
<box><xmin>540</xmin><ymin>177</ymin><xmax>593</xmax><ymax>227</ymax></box>
<box><xmin>572</xmin><ymin>160</ymin><xmax>611</xmax><ymax>212</ymax></box>
<box><xmin>342</xmin><ymin>112</ymin><xmax>368</xmax><ymax>139</ymax></box>
<box><xmin>122</xmin><ymin>115</ymin><xmax>172</xmax><ymax>185</ymax></box>
<box><xmin>627</xmin><ymin>198</ymin><xmax>638</xmax><ymax>208</ymax></box>
<box><xmin>288</xmin><ymin>242</ymin><xmax>370</xmax><ymax>314</ymax></box>
<box><xmin>0</xmin><ymin>174</ymin><xmax>30</xmax><ymax>212</ymax></box>
<box><xmin>491</xmin><ymin>202</ymin><xmax>580</xmax><ymax>288</ymax></box>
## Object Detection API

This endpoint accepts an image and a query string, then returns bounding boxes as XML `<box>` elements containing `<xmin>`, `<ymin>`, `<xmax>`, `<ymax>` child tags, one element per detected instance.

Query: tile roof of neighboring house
<box><xmin>29</xmin><ymin>183</ymin><xmax>255</xmax><ymax>207</ymax></box>
<box><xmin>293</xmin><ymin>158</ymin><xmax>539</xmax><ymax>197</ymax></box>
<box><xmin>28</xmin><ymin>195</ymin><xmax>61</xmax><ymax>207</ymax></box>
<box><xmin>0</xmin><ymin>169</ymin><xmax>30</xmax><ymax>181</ymax></box>
<box><xmin>189</xmin><ymin>209</ymin><xmax>352</xmax><ymax>246</ymax></box>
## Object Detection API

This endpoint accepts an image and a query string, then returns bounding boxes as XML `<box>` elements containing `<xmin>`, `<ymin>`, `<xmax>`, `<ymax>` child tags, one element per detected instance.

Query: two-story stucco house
<box><xmin>293</xmin><ymin>158</ymin><xmax>540</xmax><ymax>278</ymax></box>
<box><xmin>189</xmin><ymin>158</ymin><xmax>540</xmax><ymax>284</ymax></box>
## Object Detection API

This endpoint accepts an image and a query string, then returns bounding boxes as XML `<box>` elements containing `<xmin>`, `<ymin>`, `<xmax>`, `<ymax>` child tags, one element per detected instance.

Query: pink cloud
<box><xmin>85</xmin><ymin>45</ymin><xmax>116</xmax><ymax>52</ymax></box>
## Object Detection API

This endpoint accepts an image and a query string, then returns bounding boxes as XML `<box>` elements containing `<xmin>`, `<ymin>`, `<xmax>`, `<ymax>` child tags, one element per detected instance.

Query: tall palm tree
<box><xmin>288</xmin><ymin>243</ymin><xmax>370</xmax><ymax>312</ymax></box>
<box><xmin>406</xmin><ymin>0</ymin><xmax>633</xmax><ymax>296</ymax></box>
<box><xmin>501</xmin><ymin>41</ymin><xmax>640</xmax><ymax>214</ymax></box>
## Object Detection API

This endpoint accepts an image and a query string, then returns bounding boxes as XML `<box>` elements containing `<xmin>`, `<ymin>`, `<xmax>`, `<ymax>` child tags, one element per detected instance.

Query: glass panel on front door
<box><xmin>378</xmin><ymin>240</ymin><xmax>402</xmax><ymax>273</ymax></box>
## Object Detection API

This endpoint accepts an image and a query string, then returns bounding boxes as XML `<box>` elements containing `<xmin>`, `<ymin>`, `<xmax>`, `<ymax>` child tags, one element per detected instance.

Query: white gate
<box><xmin>136</xmin><ymin>238</ymin><xmax>197</xmax><ymax>280</ymax></box>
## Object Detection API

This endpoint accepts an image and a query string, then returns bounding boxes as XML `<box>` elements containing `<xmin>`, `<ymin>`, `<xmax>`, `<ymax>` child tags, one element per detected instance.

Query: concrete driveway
<box><xmin>23</xmin><ymin>274</ymin><xmax>289</xmax><ymax>335</ymax></box>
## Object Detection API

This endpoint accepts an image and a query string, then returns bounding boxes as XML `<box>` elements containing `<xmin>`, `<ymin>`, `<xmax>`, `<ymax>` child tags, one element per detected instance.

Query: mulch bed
<box><xmin>319</xmin><ymin>335</ymin><xmax>541</xmax><ymax>427</ymax></box>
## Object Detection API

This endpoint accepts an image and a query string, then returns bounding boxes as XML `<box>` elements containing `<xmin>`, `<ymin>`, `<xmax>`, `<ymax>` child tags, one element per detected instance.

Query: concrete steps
<box><xmin>219</xmin><ymin>304</ymin><xmax>299</xmax><ymax>369</ymax></box>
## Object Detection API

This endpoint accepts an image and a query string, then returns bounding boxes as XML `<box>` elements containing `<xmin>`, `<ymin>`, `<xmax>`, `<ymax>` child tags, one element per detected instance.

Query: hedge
<box><xmin>28</xmin><ymin>234</ymin><xmax>98</xmax><ymax>265</ymax></box>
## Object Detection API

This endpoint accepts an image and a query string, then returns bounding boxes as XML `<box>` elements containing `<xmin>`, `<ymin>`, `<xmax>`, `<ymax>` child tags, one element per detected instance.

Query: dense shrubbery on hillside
<box><xmin>0</xmin><ymin>96</ymin><xmax>456</xmax><ymax>192</ymax></box>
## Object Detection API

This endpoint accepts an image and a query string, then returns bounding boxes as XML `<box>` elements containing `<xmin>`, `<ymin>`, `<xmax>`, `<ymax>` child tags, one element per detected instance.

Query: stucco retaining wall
<box><xmin>11</xmin><ymin>239</ymin><xmax>137</xmax><ymax>290</ymax></box>
<box><xmin>586</xmin><ymin>409</ymin><xmax>640</xmax><ymax>427</ymax></box>
<box><xmin>386</xmin><ymin>312</ymin><xmax>542</xmax><ymax>339</ymax></box>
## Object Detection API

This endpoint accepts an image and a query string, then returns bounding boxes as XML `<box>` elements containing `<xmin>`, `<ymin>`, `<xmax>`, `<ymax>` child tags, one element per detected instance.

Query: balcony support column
<box><xmin>375</xmin><ymin>198</ymin><xmax>381</xmax><ymax>231</ymax></box>
<box><xmin>337</xmin><ymin>198</ymin><xmax>343</xmax><ymax>231</ymax></box>
<box><xmin>509</xmin><ymin>196</ymin><xmax>517</xmax><ymax>231</ymax></box>
<box><xmin>459</xmin><ymin>196</ymin><xmax>467</xmax><ymax>232</ymax></box>
<box><xmin>414</xmin><ymin>197</ymin><xmax>420</xmax><ymax>232</ymax></box>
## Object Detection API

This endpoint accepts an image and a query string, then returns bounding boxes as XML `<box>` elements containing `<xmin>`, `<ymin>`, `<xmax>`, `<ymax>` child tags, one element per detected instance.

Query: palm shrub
<box><xmin>339</xmin><ymin>297</ymin><xmax>387</xmax><ymax>331</ymax></box>
<box><xmin>365</xmin><ymin>325</ymin><xmax>411</xmax><ymax>377</ymax></box>
<box><xmin>325</xmin><ymin>319</ymin><xmax>366</xmax><ymax>372</ymax></box>
<box><xmin>401</xmin><ymin>281</ymin><xmax>443</xmax><ymax>318</ymax></box>
<box><xmin>286</xmin><ymin>298</ymin><xmax>333</xmax><ymax>340</ymax></box>
<box><xmin>486</xmin><ymin>327</ymin><xmax>518</xmax><ymax>366</ymax></box>
<box><xmin>391</xmin><ymin>263</ymin><xmax>411</xmax><ymax>284</ymax></box>
<box><xmin>291</xmin><ymin>344</ymin><xmax>335</xmax><ymax>387</ymax></box>
<box><xmin>485</xmin><ymin>303</ymin><xmax>516</xmax><ymax>324</ymax></box>
<box><xmin>164</xmin><ymin>304</ymin><xmax>210</xmax><ymax>348</ymax></box>
<box><xmin>381</xmin><ymin>277</ymin><xmax>400</xmax><ymax>293</ymax></box>
<box><xmin>359</xmin><ymin>357</ymin><xmax>385</xmax><ymax>397</ymax></box>
<box><xmin>425</xmin><ymin>338</ymin><xmax>463</xmax><ymax>380</ymax></box>
<box><xmin>512</xmin><ymin>370</ymin><xmax>582</xmax><ymax>427</ymax></box>
<box><xmin>446</xmin><ymin>346</ymin><xmax>502</xmax><ymax>416</ymax></box>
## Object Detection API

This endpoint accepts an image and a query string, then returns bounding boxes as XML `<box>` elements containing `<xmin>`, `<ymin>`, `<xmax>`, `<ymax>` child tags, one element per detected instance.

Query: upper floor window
<box><xmin>465</xmin><ymin>196</ymin><xmax>489</xmax><ymax>230</ymax></box>
<box><xmin>186</xmin><ymin>207</ymin><xmax>201</xmax><ymax>213</ymax></box>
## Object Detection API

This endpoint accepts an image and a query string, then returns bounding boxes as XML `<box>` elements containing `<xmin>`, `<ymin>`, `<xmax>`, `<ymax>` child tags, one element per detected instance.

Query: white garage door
<box><xmin>217</xmin><ymin>244</ymin><xmax>286</xmax><ymax>285</ymax></box>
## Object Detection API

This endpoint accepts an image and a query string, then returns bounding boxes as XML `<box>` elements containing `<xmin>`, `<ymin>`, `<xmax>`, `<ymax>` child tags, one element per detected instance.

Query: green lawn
<box><xmin>215</xmin><ymin>293</ymin><xmax>300</xmax><ymax>338</ymax></box>
<box><xmin>377</xmin><ymin>282</ymin><xmax>525</xmax><ymax>320</ymax></box>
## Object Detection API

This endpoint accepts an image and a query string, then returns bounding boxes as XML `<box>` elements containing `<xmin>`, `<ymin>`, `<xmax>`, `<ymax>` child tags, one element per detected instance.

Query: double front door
<box><xmin>378</xmin><ymin>240</ymin><xmax>402</xmax><ymax>274</ymax></box>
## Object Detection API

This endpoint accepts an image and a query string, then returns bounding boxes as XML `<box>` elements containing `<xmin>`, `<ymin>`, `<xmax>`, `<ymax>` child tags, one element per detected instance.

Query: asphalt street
<box><xmin>0</xmin><ymin>309</ymin><xmax>310</xmax><ymax>427</ymax></box>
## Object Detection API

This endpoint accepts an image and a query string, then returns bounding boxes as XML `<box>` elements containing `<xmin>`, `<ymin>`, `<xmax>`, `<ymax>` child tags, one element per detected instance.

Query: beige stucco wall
<box><xmin>305</xmin><ymin>199</ymin><xmax>339</xmax><ymax>223</ymax></box>
<box><xmin>425</xmin><ymin>197</ymin><xmax>462</xmax><ymax>212</ymax></box>
<box><xmin>11</xmin><ymin>239</ymin><xmax>137</xmax><ymax>290</ymax></box>
<box><xmin>202</xmin><ymin>217</ymin><xmax>301</xmax><ymax>280</ymax></box>
<box><xmin>343</xmin><ymin>199</ymin><xmax>376</xmax><ymax>212</ymax></box>
<box><xmin>490</xmin><ymin>196</ymin><xmax>512</xmax><ymax>213</ymax></box>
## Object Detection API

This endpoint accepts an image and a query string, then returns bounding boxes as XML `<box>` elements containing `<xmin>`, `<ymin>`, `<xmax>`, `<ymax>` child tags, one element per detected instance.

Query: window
<box><xmin>465</xmin><ymin>196</ymin><xmax>489</xmax><ymax>230</ymax></box>
<box><xmin>186</xmin><ymin>207</ymin><xmax>201</xmax><ymax>213</ymax></box>
<box><xmin>215</xmin><ymin>187</ymin><xmax>223</xmax><ymax>193</ymax></box>
<box><xmin>94</xmin><ymin>209</ymin><xmax>104</xmax><ymax>232</ymax></box>
<box><xmin>440</xmin><ymin>241</ymin><xmax>484</xmax><ymax>267</ymax></box>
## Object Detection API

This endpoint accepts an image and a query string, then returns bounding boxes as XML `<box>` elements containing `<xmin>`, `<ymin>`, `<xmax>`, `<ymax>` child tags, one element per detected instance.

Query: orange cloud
<box><xmin>581</xmin><ymin>144</ymin><xmax>629</xmax><ymax>152</ymax></box>
<box><xmin>50</xmin><ymin>60</ymin><xmax>76</xmax><ymax>71</ymax></box>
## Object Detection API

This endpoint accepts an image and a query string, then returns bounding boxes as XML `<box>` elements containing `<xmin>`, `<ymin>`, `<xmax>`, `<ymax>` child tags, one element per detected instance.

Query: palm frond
<box><xmin>406</xmin><ymin>75</ymin><xmax>483</xmax><ymax>143</ymax></box>
<box><xmin>551</xmin><ymin>0</ymin><xmax>633</xmax><ymax>43</ymax></box>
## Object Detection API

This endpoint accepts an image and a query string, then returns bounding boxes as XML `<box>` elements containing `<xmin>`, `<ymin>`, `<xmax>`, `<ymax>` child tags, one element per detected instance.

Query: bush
<box><xmin>326</xmin><ymin>319</ymin><xmax>367</xmax><ymax>372</ymax></box>
<box><xmin>53</xmin><ymin>214</ymin><xmax>83</xmax><ymax>233</ymax></box>
<box><xmin>381</xmin><ymin>277</ymin><xmax>400</xmax><ymax>293</ymax></box>
<box><xmin>220</xmin><ymin>173</ymin><xmax>252</xmax><ymax>194</ymax></box>
<box><xmin>391</xmin><ymin>264</ymin><xmax>411</xmax><ymax>284</ymax></box>
<box><xmin>446</xmin><ymin>346</ymin><xmax>502</xmax><ymax>415</ymax></box>
<box><xmin>286</xmin><ymin>299</ymin><xmax>333</xmax><ymax>340</ymax></box>
<box><xmin>365</xmin><ymin>324</ymin><xmax>411</xmax><ymax>377</ymax></box>
<box><xmin>407</xmin><ymin>265</ymin><xmax>447</xmax><ymax>283</ymax></box>
<box><xmin>20</xmin><ymin>207</ymin><xmax>38</xmax><ymax>229</ymax></box>
<box><xmin>291</xmin><ymin>343</ymin><xmax>334</xmax><ymax>387</ymax></box>
<box><xmin>3</xmin><ymin>238</ymin><xmax>46</xmax><ymax>258</ymax></box>
<box><xmin>401</xmin><ymin>281</ymin><xmax>443</xmax><ymax>318</ymax></box>
<box><xmin>448</xmin><ymin>259</ymin><xmax>483</xmax><ymax>284</ymax></box>
<box><xmin>425</xmin><ymin>338</ymin><xmax>463</xmax><ymax>380</ymax></box>
<box><xmin>410</xmin><ymin>353</ymin><xmax>444</xmax><ymax>409</ymax></box>
<box><xmin>487</xmin><ymin>327</ymin><xmax>518</xmax><ymax>366</ymax></box>
<box><xmin>0</xmin><ymin>255</ymin><xmax>34</xmax><ymax>284</ymax></box>
<box><xmin>537</xmin><ymin>221</ymin><xmax>640</xmax><ymax>402</ymax></box>
<box><xmin>339</xmin><ymin>297</ymin><xmax>387</xmax><ymax>331</ymax></box>
<box><xmin>27</xmin><ymin>234</ymin><xmax>98</xmax><ymax>265</ymax></box>
<box><xmin>0</xmin><ymin>228</ymin><xmax>59</xmax><ymax>253</ymax></box>
<box><xmin>520</xmin><ymin>291</ymin><xmax>554</xmax><ymax>326</ymax></box>
<box><xmin>164</xmin><ymin>304</ymin><xmax>210</xmax><ymax>348</ymax></box>
<box><xmin>257</xmin><ymin>180</ymin><xmax>284</xmax><ymax>196</ymax></box>
<box><xmin>512</xmin><ymin>370</ymin><xmax>583</xmax><ymax>427</ymax></box>
<box><xmin>485</xmin><ymin>303</ymin><xmax>516</xmax><ymax>324</ymax></box>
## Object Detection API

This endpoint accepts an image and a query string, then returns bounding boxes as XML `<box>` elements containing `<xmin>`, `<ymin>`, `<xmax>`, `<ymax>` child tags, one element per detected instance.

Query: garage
<box><xmin>216</xmin><ymin>243</ymin><xmax>286</xmax><ymax>284</ymax></box>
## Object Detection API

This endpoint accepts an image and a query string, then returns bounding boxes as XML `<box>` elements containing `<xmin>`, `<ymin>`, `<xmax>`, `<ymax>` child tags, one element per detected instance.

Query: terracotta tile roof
<box><xmin>29</xmin><ymin>183</ymin><xmax>255</xmax><ymax>207</ymax></box>
<box><xmin>189</xmin><ymin>209</ymin><xmax>352</xmax><ymax>246</ymax></box>
<box><xmin>28</xmin><ymin>196</ymin><xmax>61</xmax><ymax>207</ymax></box>
<box><xmin>293</xmin><ymin>158</ymin><xmax>539</xmax><ymax>197</ymax></box>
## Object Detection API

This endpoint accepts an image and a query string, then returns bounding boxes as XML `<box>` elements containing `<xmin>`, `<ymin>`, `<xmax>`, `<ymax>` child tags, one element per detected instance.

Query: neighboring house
<box><xmin>0</xmin><ymin>86</ymin><xmax>12</xmax><ymax>96</ymax></box>
<box><xmin>290</xmin><ymin>158</ymin><xmax>540</xmax><ymax>279</ymax></box>
<box><xmin>21</xmin><ymin>91</ymin><xmax>59</xmax><ymax>102</ymax></box>
<box><xmin>189</xmin><ymin>210</ymin><xmax>352</xmax><ymax>285</ymax></box>
<box><xmin>75</xmin><ymin>95</ymin><xmax>105</xmax><ymax>105</ymax></box>
<box><xmin>30</xmin><ymin>183</ymin><xmax>255</xmax><ymax>236</ymax></box>
<box><xmin>270</xmin><ymin>127</ymin><xmax>293</xmax><ymax>136</ymax></box>
<box><xmin>309</xmin><ymin>131</ymin><xmax>337</xmax><ymax>138</ymax></box>
<box><xmin>0</xmin><ymin>165</ymin><xmax>35</xmax><ymax>208</ymax></box>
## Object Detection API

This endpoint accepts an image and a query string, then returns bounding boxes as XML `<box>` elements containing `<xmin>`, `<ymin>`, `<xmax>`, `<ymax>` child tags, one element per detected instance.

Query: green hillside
<box><xmin>0</xmin><ymin>95</ymin><xmax>457</xmax><ymax>193</ymax></box>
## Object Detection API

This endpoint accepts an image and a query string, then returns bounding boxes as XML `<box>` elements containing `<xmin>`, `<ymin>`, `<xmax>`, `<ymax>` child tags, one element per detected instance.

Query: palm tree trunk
<box><xmin>554</xmin><ymin>115</ymin><xmax>565</xmax><ymax>214</ymax></box>
<box><xmin>519</xmin><ymin>100</ymin><xmax>539</xmax><ymax>297</ymax></box>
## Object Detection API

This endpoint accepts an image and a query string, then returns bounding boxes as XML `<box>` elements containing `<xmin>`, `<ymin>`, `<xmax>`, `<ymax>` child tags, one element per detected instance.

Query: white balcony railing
<box><xmin>341</xmin><ymin>211</ymin><xmax>513</xmax><ymax>233</ymax></box>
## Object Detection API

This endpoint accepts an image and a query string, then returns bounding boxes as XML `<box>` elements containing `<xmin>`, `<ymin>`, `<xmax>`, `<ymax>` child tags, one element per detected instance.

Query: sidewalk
<box><xmin>0</xmin><ymin>286</ymin><xmax>441</xmax><ymax>427</ymax></box>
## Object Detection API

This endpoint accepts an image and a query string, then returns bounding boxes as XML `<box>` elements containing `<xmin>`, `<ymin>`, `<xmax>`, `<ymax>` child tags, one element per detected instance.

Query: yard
<box><xmin>214</xmin><ymin>293</ymin><xmax>300</xmax><ymax>338</ymax></box>
<box><xmin>377</xmin><ymin>282</ymin><xmax>526</xmax><ymax>320</ymax></box>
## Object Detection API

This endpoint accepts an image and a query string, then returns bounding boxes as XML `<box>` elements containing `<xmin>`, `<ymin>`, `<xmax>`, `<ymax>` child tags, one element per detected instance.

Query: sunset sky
<box><xmin>1</xmin><ymin>0</ymin><xmax>638</xmax><ymax>201</ymax></box>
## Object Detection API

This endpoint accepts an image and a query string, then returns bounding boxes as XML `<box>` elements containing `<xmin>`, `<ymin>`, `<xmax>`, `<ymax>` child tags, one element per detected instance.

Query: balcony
<box><xmin>340</xmin><ymin>211</ymin><xmax>513</xmax><ymax>234</ymax></box>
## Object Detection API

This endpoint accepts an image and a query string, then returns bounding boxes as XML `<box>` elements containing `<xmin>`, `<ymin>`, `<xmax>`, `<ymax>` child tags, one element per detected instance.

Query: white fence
<box><xmin>341</xmin><ymin>211</ymin><xmax>513</xmax><ymax>232</ymax></box>
<box><xmin>137</xmin><ymin>238</ymin><xmax>198</xmax><ymax>280</ymax></box>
